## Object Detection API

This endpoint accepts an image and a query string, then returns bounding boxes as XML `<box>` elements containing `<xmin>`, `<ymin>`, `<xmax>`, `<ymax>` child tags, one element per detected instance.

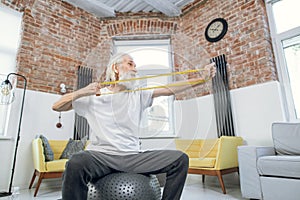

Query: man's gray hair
<box><xmin>105</xmin><ymin>53</ymin><xmax>132</xmax><ymax>82</ymax></box>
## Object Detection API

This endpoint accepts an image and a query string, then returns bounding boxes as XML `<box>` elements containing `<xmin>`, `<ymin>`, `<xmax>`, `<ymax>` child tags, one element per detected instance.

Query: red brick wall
<box><xmin>173</xmin><ymin>0</ymin><xmax>277</xmax><ymax>98</ymax></box>
<box><xmin>178</xmin><ymin>0</ymin><xmax>276</xmax><ymax>90</ymax></box>
<box><xmin>6</xmin><ymin>0</ymin><xmax>108</xmax><ymax>93</ymax></box>
<box><xmin>3</xmin><ymin>0</ymin><xmax>276</xmax><ymax>95</ymax></box>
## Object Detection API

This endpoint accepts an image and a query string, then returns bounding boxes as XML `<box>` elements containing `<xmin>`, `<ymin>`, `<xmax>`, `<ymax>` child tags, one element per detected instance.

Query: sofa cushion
<box><xmin>272</xmin><ymin>122</ymin><xmax>300</xmax><ymax>155</ymax></box>
<box><xmin>189</xmin><ymin>157</ymin><xmax>216</xmax><ymax>168</ymax></box>
<box><xmin>260</xmin><ymin>176</ymin><xmax>300</xmax><ymax>200</ymax></box>
<box><xmin>257</xmin><ymin>155</ymin><xmax>300</xmax><ymax>178</ymax></box>
<box><xmin>45</xmin><ymin>159</ymin><xmax>68</xmax><ymax>172</ymax></box>
<box><xmin>60</xmin><ymin>136</ymin><xmax>87</xmax><ymax>159</ymax></box>
<box><xmin>39</xmin><ymin>135</ymin><xmax>54</xmax><ymax>161</ymax></box>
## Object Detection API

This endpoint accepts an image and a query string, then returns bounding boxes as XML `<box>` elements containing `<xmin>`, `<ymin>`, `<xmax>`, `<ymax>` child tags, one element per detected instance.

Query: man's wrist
<box><xmin>73</xmin><ymin>89</ymin><xmax>86</xmax><ymax>100</ymax></box>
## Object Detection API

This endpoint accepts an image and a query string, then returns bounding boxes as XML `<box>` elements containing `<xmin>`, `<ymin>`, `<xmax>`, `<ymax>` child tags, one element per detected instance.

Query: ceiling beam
<box><xmin>141</xmin><ymin>0</ymin><xmax>182</xmax><ymax>16</ymax></box>
<box><xmin>64</xmin><ymin>0</ymin><xmax>115</xmax><ymax>17</ymax></box>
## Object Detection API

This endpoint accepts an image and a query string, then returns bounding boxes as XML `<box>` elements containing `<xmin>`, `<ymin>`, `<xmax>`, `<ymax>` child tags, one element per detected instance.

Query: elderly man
<box><xmin>53</xmin><ymin>53</ymin><xmax>215</xmax><ymax>200</ymax></box>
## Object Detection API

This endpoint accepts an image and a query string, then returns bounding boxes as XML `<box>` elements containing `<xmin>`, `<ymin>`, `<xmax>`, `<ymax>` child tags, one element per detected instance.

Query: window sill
<box><xmin>0</xmin><ymin>136</ymin><xmax>12</xmax><ymax>140</ymax></box>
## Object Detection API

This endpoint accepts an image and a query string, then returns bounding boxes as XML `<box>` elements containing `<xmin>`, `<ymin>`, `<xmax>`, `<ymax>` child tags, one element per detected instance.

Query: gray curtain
<box><xmin>73</xmin><ymin>66</ymin><xmax>93</xmax><ymax>140</ymax></box>
<box><xmin>211</xmin><ymin>54</ymin><xmax>235</xmax><ymax>137</ymax></box>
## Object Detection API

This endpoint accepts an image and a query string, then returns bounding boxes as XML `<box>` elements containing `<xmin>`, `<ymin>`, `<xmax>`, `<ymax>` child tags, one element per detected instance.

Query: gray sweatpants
<box><xmin>62</xmin><ymin>150</ymin><xmax>188</xmax><ymax>200</ymax></box>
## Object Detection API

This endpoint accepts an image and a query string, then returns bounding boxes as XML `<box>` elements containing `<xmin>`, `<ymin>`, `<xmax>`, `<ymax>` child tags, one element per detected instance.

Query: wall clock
<box><xmin>205</xmin><ymin>18</ymin><xmax>228</xmax><ymax>42</ymax></box>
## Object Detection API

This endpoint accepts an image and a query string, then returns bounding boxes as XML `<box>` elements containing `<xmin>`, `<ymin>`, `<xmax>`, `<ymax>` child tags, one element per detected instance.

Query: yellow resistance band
<box><xmin>98</xmin><ymin>68</ymin><xmax>206</xmax><ymax>86</ymax></box>
<box><xmin>98</xmin><ymin>79</ymin><xmax>209</xmax><ymax>95</ymax></box>
<box><xmin>96</xmin><ymin>66</ymin><xmax>213</xmax><ymax>95</ymax></box>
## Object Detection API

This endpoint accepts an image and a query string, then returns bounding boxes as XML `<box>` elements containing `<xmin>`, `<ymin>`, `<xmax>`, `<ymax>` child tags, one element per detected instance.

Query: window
<box><xmin>0</xmin><ymin>5</ymin><xmax>23</xmax><ymax>136</ymax></box>
<box><xmin>266</xmin><ymin>0</ymin><xmax>300</xmax><ymax>120</ymax></box>
<box><xmin>282</xmin><ymin>36</ymin><xmax>300</xmax><ymax>118</ymax></box>
<box><xmin>113</xmin><ymin>38</ymin><xmax>175</xmax><ymax>137</ymax></box>
<box><xmin>271</xmin><ymin>0</ymin><xmax>300</xmax><ymax>34</ymax></box>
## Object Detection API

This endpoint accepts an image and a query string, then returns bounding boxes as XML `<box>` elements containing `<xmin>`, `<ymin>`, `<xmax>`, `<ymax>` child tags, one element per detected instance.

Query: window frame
<box><xmin>265</xmin><ymin>0</ymin><xmax>300</xmax><ymax>121</ymax></box>
<box><xmin>112</xmin><ymin>36</ymin><xmax>176</xmax><ymax>138</ymax></box>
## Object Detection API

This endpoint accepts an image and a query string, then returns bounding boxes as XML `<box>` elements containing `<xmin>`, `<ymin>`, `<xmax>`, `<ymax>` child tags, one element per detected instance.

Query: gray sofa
<box><xmin>238</xmin><ymin>122</ymin><xmax>300</xmax><ymax>200</ymax></box>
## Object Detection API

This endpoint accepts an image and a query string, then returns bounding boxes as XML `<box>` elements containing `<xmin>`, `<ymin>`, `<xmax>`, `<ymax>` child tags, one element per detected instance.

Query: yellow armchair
<box><xmin>175</xmin><ymin>136</ymin><xmax>243</xmax><ymax>194</ymax></box>
<box><xmin>29</xmin><ymin>138</ymin><xmax>68</xmax><ymax>197</ymax></box>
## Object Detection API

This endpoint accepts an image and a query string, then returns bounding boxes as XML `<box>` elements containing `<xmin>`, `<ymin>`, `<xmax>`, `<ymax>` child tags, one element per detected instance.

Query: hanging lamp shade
<box><xmin>0</xmin><ymin>78</ymin><xmax>14</xmax><ymax>104</ymax></box>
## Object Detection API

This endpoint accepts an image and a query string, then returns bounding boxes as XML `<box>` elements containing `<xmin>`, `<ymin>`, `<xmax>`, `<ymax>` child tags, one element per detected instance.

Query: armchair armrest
<box><xmin>32</xmin><ymin>138</ymin><xmax>46</xmax><ymax>172</ymax></box>
<box><xmin>238</xmin><ymin>145</ymin><xmax>275</xmax><ymax>199</ymax></box>
<box><xmin>214</xmin><ymin>136</ymin><xmax>243</xmax><ymax>170</ymax></box>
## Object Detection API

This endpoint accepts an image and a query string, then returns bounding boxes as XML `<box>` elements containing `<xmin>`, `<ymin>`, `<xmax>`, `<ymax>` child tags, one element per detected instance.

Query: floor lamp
<box><xmin>0</xmin><ymin>73</ymin><xmax>27</xmax><ymax>197</ymax></box>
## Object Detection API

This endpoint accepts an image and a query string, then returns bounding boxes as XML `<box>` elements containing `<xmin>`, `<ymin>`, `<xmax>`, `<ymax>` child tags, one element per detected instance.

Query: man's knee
<box><xmin>180</xmin><ymin>153</ymin><xmax>189</xmax><ymax>170</ymax></box>
<box><xmin>65</xmin><ymin>151</ymin><xmax>90</xmax><ymax>173</ymax></box>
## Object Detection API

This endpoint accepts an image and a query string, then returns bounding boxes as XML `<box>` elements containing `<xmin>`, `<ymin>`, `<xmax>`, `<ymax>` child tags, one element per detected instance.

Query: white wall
<box><xmin>231</xmin><ymin>81</ymin><xmax>286</xmax><ymax>145</ymax></box>
<box><xmin>0</xmin><ymin>89</ymin><xmax>74</xmax><ymax>190</ymax></box>
<box><xmin>0</xmin><ymin>80</ymin><xmax>286</xmax><ymax>190</ymax></box>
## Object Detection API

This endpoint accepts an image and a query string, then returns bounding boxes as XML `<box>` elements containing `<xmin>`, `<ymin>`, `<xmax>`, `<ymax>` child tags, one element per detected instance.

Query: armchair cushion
<box><xmin>39</xmin><ymin>135</ymin><xmax>54</xmax><ymax>161</ymax></box>
<box><xmin>189</xmin><ymin>158</ymin><xmax>216</xmax><ymax>168</ymax></box>
<box><xmin>45</xmin><ymin>159</ymin><xmax>68</xmax><ymax>172</ymax></box>
<box><xmin>257</xmin><ymin>155</ymin><xmax>300</xmax><ymax>178</ymax></box>
<box><xmin>272</xmin><ymin>122</ymin><xmax>300</xmax><ymax>155</ymax></box>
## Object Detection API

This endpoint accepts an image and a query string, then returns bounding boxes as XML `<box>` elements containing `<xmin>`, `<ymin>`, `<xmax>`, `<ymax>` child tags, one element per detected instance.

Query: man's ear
<box><xmin>112</xmin><ymin>64</ymin><xmax>119</xmax><ymax>74</ymax></box>
<box><xmin>112</xmin><ymin>64</ymin><xmax>119</xmax><ymax>81</ymax></box>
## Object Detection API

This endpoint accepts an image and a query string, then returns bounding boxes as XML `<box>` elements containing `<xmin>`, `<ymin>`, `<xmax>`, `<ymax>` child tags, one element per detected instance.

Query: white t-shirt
<box><xmin>72</xmin><ymin>87</ymin><xmax>153</xmax><ymax>155</ymax></box>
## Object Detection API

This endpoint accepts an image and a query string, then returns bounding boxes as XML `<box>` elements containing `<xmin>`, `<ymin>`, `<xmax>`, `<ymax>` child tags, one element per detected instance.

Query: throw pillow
<box><xmin>39</xmin><ymin>135</ymin><xmax>54</xmax><ymax>161</ymax></box>
<box><xmin>60</xmin><ymin>136</ymin><xmax>87</xmax><ymax>159</ymax></box>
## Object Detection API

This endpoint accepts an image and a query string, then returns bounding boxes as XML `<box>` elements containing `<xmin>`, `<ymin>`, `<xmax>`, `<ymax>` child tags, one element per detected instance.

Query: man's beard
<box><xmin>119</xmin><ymin>71</ymin><xmax>137</xmax><ymax>90</ymax></box>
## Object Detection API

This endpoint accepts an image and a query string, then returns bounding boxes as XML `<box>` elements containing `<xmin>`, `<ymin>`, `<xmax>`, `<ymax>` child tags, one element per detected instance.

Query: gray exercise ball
<box><xmin>88</xmin><ymin>173</ymin><xmax>161</xmax><ymax>200</ymax></box>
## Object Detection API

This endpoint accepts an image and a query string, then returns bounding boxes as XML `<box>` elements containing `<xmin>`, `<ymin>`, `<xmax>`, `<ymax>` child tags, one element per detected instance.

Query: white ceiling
<box><xmin>63</xmin><ymin>0</ymin><xmax>205</xmax><ymax>18</ymax></box>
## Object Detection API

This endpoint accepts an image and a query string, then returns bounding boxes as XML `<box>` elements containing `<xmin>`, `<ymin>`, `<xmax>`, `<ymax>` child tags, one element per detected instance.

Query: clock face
<box><xmin>207</xmin><ymin>21</ymin><xmax>224</xmax><ymax>38</ymax></box>
<box><xmin>205</xmin><ymin>18</ymin><xmax>228</xmax><ymax>42</ymax></box>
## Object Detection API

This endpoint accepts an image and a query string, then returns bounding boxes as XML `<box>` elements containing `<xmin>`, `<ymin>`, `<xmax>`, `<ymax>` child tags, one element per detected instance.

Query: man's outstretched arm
<box><xmin>152</xmin><ymin>62</ymin><xmax>216</xmax><ymax>98</ymax></box>
<box><xmin>52</xmin><ymin>82</ymin><xmax>101</xmax><ymax>112</ymax></box>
